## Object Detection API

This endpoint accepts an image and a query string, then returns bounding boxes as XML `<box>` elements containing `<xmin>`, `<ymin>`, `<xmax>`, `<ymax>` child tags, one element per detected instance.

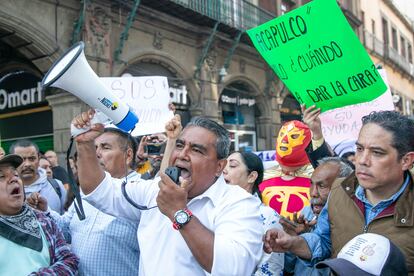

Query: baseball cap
<box><xmin>316</xmin><ymin>233</ymin><xmax>407</xmax><ymax>276</ymax></box>
<box><xmin>0</xmin><ymin>154</ymin><xmax>23</xmax><ymax>169</ymax></box>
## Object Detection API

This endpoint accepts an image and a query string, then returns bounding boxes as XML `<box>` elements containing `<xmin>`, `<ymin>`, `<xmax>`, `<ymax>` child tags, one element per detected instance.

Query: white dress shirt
<box><xmin>84</xmin><ymin>173</ymin><xmax>263</xmax><ymax>276</ymax></box>
<box><xmin>51</xmin><ymin>171</ymin><xmax>141</xmax><ymax>276</ymax></box>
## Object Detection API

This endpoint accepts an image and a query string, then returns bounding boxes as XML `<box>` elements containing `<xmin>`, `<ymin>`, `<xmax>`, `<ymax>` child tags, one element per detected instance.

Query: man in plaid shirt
<box><xmin>0</xmin><ymin>153</ymin><xmax>78</xmax><ymax>275</ymax></box>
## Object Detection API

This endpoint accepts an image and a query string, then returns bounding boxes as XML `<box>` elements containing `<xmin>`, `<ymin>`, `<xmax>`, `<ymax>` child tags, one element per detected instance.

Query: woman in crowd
<box><xmin>223</xmin><ymin>151</ymin><xmax>284</xmax><ymax>276</ymax></box>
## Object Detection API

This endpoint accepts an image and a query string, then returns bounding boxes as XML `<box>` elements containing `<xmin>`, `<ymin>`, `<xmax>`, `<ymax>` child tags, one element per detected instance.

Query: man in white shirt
<box><xmin>73</xmin><ymin>110</ymin><xmax>263</xmax><ymax>276</ymax></box>
<box><xmin>29</xmin><ymin>127</ymin><xmax>140</xmax><ymax>276</ymax></box>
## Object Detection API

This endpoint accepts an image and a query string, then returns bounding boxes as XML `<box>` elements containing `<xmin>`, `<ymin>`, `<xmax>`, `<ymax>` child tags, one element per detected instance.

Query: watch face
<box><xmin>175</xmin><ymin>211</ymin><xmax>189</xmax><ymax>224</ymax></box>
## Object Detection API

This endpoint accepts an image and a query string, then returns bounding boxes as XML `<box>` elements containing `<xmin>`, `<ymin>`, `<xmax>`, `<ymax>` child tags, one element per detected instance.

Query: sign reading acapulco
<box><xmin>247</xmin><ymin>0</ymin><xmax>387</xmax><ymax>112</ymax></box>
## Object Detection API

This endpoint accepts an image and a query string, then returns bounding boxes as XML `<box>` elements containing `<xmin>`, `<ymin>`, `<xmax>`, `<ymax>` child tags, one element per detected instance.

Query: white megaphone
<box><xmin>42</xmin><ymin>42</ymin><xmax>138</xmax><ymax>136</ymax></box>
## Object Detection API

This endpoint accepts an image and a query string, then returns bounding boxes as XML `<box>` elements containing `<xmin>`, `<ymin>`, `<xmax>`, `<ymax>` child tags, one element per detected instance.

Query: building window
<box><xmin>408</xmin><ymin>43</ymin><xmax>413</xmax><ymax>63</ymax></box>
<box><xmin>400</xmin><ymin>36</ymin><xmax>406</xmax><ymax>58</ymax></box>
<box><xmin>361</xmin><ymin>11</ymin><xmax>365</xmax><ymax>27</ymax></box>
<box><xmin>221</xmin><ymin>84</ymin><xmax>256</xmax><ymax>126</ymax></box>
<box><xmin>280</xmin><ymin>0</ymin><xmax>295</xmax><ymax>15</ymax></box>
<box><xmin>412</xmin><ymin>100</ymin><xmax>414</xmax><ymax>115</ymax></box>
<box><xmin>371</xmin><ymin>19</ymin><xmax>375</xmax><ymax>35</ymax></box>
<box><xmin>391</xmin><ymin>27</ymin><xmax>398</xmax><ymax>50</ymax></box>
<box><xmin>220</xmin><ymin>81</ymin><xmax>258</xmax><ymax>152</ymax></box>
<box><xmin>381</xmin><ymin>18</ymin><xmax>389</xmax><ymax>45</ymax></box>
<box><xmin>280</xmin><ymin>94</ymin><xmax>301</xmax><ymax>123</ymax></box>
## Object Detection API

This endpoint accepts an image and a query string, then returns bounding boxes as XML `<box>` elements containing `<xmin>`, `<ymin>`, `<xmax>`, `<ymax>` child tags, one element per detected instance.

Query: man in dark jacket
<box><xmin>264</xmin><ymin>111</ymin><xmax>414</xmax><ymax>274</ymax></box>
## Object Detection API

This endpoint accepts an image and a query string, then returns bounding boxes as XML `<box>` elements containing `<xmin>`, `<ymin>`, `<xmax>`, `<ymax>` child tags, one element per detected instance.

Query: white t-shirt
<box><xmin>84</xmin><ymin>173</ymin><xmax>264</xmax><ymax>276</ymax></box>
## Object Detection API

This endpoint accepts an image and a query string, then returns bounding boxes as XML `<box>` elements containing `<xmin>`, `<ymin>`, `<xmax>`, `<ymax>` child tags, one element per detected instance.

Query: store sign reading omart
<box><xmin>0</xmin><ymin>70</ymin><xmax>44</xmax><ymax>111</ymax></box>
<box><xmin>0</xmin><ymin>82</ymin><xmax>43</xmax><ymax>110</ymax></box>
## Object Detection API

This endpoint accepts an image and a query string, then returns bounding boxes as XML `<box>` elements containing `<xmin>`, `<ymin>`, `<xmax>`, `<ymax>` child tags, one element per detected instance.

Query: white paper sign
<box><xmin>254</xmin><ymin>150</ymin><xmax>277</xmax><ymax>169</ymax></box>
<box><xmin>101</xmin><ymin>76</ymin><xmax>174</xmax><ymax>136</ymax></box>
<box><xmin>320</xmin><ymin>69</ymin><xmax>395</xmax><ymax>155</ymax></box>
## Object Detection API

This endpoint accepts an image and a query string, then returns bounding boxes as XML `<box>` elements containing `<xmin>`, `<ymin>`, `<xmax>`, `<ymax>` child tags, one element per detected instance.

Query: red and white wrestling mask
<box><xmin>276</xmin><ymin>120</ymin><xmax>311</xmax><ymax>167</ymax></box>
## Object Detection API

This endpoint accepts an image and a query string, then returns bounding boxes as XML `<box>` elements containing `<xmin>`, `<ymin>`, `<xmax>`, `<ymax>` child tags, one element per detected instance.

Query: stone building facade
<box><xmin>360</xmin><ymin>0</ymin><xmax>414</xmax><ymax>115</ymax></box>
<box><xmin>0</xmin><ymin>0</ymin><xmax>371</xmax><ymax>161</ymax></box>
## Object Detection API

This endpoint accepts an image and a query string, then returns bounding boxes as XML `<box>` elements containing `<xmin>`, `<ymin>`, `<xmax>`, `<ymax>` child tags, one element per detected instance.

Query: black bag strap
<box><xmin>66</xmin><ymin>137</ymin><xmax>86</xmax><ymax>220</ymax></box>
<box><xmin>47</xmin><ymin>178</ymin><xmax>62</xmax><ymax>199</ymax></box>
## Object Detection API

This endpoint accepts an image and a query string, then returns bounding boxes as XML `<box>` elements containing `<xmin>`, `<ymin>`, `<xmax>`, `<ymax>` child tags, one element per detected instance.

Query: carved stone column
<box><xmin>197</xmin><ymin>61</ymin><xmax>221</xmax><ymax>121</ymax></box>
<box><xmin>256</xmin><ymin>116</ymin><xmax>274</xmax><ymax>150</ymax></box>
<box><xmin>84</xmin><ymin>3</ymin><xmax>112</xmax><ymax>75</ymax></box>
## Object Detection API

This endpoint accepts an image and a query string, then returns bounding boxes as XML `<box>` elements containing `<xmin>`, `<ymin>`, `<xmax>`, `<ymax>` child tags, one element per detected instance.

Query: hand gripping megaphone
<box><xmin>41</xmin><ymin>42</ymin><xmax>138</xmax><ymax>136</ymax></box>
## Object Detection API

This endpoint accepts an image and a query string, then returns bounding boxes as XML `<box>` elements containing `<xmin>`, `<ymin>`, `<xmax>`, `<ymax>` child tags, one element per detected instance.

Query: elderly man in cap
<box><xmin>0</xmin><ymin>154</ymin><xmax>78</xmax><ymax>275</ymax></box>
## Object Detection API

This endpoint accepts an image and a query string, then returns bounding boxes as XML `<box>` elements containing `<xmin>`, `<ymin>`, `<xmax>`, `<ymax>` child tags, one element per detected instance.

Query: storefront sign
<box><xmin>247</xmin><ymin>0</ymin><xmax>386</xmax><ymax>112</ymax></box>
<box><xmin>169</xmin><ymin>86</ymin><xmax>188</xmax><ymax>105</ymax></box>
<box><xmin>221</xmin><ymin>95</ymin><xmax>255</xmax><ymax>106</ymax></box>
<box><xmin>0</xmin><ymin>71</ymin><xmax>44</xmax><ymax>112</ymax></box>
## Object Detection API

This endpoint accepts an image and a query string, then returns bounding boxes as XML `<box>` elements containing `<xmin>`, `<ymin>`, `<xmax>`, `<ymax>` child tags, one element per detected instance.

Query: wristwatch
<box><xmin>173</xmin><ymin>208</ymin><xmax>193</xmax><ymax>230</ymax></box>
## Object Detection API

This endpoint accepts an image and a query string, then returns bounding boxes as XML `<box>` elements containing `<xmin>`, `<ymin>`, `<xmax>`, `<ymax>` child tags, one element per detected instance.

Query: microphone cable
<box><xmin>121</xmin><ymin>128</ymin><xmax>158</xmax><ymax>210</ymax></box>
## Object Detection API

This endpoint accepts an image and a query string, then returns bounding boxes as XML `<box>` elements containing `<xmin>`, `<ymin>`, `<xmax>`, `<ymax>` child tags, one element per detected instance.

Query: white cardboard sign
<box><xmin>319</xmin><ymin>69</ymin><xmax>395</xmax><ymax>155</ymax></box>
<box><xmin>100</xmin><ymin>76</ymin><xmax>174</xmax><ymax>136</ymax></box>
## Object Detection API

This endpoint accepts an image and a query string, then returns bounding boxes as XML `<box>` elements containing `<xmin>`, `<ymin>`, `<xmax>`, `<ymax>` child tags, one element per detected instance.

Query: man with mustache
<box><xmin>0</xmin><ymin>153</ymin><xmax>78</xmax><ymax>274</ymax></box>
<box><xmin>10</xmin><ymin>139</ymin><xmax>67</xmax><ymax>214</ymax></box>
<box><xmin>264</xmin><ymin>111</ymin><xmax>414</xmax><ymax>274</ymax></box>
<box><xmin>72</xmin><ymin>110</ymin><xmax>263</xmax><ymax>275</ymax></box>
<box><xmin>282</xmin><ymin>157</ymin><xmax>353</xmax><ymax>275</ymax></box>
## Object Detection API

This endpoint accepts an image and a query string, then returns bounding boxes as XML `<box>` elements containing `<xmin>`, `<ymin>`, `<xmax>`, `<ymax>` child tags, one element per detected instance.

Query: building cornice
<box><xmin>383</xmin><ymin>0</ymin><xmax>414</xmax><ymax>32</ymax></box>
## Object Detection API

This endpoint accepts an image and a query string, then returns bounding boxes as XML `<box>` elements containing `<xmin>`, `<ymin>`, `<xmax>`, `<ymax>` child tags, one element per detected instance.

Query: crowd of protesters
<box><xmin>0</xmin><ymin>105</ymin><xmax>413</xmax><ymax>276</ymax></box>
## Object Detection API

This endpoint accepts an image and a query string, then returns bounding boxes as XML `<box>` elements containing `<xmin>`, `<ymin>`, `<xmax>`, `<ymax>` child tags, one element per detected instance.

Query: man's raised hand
<box><xmin>263</xmin><ymin>228</ymin><xmax>294</xmax><ymax>253</ymax></box>
<box><xmin>72</xmin><ymin>109</ymin><xmax>105</xmax><ymax>143</ymax></box>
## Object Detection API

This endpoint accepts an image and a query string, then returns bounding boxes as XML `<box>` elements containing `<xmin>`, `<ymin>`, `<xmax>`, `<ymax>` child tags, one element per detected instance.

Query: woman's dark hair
<box><xmin>238</xmin><ymin>151</ymin><xmax>264</xmax><ymax>199</ymax></box>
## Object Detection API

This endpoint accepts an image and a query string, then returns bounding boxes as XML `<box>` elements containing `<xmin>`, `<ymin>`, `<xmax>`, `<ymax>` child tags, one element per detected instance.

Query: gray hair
<box><xmin>362</xmin><ymin>111</ymin><xmax>414</xmax><ymax>159</ymax></box>
<box><xmin>185</xmin><ymin>117</ymin><xmax>230</xmax><ymax>160</ymax></box>
<box><xmin>317</xmin><ymin>156</ymin><xmax>353</xmax><ymax>178</ymax></box>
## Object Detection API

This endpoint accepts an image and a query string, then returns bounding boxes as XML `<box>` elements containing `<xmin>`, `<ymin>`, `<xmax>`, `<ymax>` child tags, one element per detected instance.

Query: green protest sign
<box><xmin>247</xmin><ymin>0</ymin><xmax>386</xmax><ymax>112</ymax></box>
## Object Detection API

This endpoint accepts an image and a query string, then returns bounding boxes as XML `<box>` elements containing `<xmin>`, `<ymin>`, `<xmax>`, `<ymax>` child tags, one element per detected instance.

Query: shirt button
<box><xmin>345</xmin><ymin>187</ymin><xmax>350</xmax><ymax>191</ymax></box>
<box><xmin>401</xmin><ymin>218</ymin><xmax>407</xmax><ymax>224</ymax></box>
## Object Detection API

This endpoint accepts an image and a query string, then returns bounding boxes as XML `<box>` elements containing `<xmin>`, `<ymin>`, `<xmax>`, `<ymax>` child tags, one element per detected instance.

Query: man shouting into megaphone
<box><xmin>72</xmin><ymin>109</ymin><xmax>264</xmax><ymax>276</ymax></box>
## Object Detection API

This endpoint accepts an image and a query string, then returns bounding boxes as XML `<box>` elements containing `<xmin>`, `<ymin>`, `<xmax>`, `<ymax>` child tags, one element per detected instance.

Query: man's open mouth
<box><xmin>10</xmin><ymin>186</ymin><xmax>21</xmax><ymax>196</ymax></box>
<box><xmin>175</xmin><ymin>164</ymin><xmax>192</xmax><ymax>181</ymax></box>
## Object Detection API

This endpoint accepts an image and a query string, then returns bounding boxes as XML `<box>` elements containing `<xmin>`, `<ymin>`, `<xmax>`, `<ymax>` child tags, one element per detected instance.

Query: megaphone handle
<box><xmin>70</xmin><ymin>110</ymin><xmax>111</xmax><ymax>137</ymax></box>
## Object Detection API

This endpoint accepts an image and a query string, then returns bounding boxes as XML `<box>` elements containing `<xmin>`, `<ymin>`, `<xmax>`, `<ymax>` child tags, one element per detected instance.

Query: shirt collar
<box><xmin>355</xmin><ymin>173</ymin><xmax>410</xmax><ymax>207</ymax></box>
<box><xmin>188</xmin><ymin>174</ymin><xmax>227</xmax><ymax>208</ymax></box>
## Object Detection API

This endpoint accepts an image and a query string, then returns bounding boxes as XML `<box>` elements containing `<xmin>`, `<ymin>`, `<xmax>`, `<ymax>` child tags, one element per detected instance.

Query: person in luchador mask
<box><xmin>259</xmin><ymin>120</ymin><xmax>313</xmax><ymax>218</ymax></box>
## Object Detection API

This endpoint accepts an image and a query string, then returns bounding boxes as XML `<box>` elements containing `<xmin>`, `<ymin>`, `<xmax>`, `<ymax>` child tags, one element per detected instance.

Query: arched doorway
<box><xmin>220</xmin><ymin>81</ymin><xmax>260</xmax><ymax>152</ymax></box>
<box><xmin>0</xmin><ymin>40</ymin><xmax>53</xmax><ymax>153</ymax></box>
<box><xmin>122</xmin><ymin>60</ymin><xmax>192</xmax><ymax>126</ymax></box>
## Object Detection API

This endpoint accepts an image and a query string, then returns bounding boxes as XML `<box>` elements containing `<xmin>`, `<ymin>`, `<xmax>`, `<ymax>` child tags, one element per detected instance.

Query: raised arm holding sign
<box><xmin>247</xmin><ymin>0</ymin><xmax>387</xmax><ymax>112</ymax></box>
